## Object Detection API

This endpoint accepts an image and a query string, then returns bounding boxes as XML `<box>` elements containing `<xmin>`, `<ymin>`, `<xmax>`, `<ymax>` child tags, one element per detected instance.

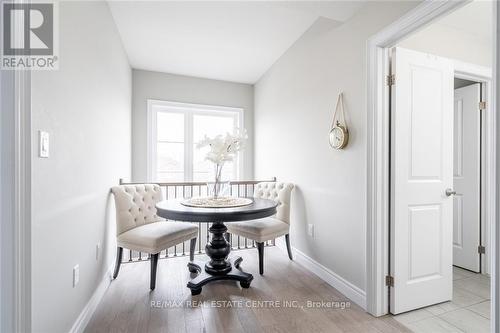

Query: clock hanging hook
<box><xmin>331</xmin><ymin>91</ymin><xmax>347</xmax><ymax>130</ymax></box>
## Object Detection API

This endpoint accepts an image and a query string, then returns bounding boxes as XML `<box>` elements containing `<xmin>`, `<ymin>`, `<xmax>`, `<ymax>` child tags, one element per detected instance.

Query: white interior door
<box><xmin>453</xmin><ymin>84</ymin><xmax>481</xmax><ymax>272</ymax></box>
<box><xmin>390</xmin><ymin>47</ymin><xmax>454</xmax><ymax>314</ymax></box>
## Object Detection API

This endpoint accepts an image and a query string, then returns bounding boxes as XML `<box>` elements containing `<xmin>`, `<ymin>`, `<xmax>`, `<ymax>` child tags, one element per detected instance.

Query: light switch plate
<box><xmin>73</xmin><ymin>264</ymin><xmax>79</xmax><ymax>287</ymax></box>
<box><xmin>307</xmin><ymin>224</ymin><xmax>314</xmax><ymax>238</ymax></box>
<box><xmin>39</xmin><ymin>131</ymin><xmax>49</xmax><ymax>158</ymax></box>
<box><xmin>96</xmin><ymin>242</ymin><xmax>101</xmax><ymax>261</ymax></box>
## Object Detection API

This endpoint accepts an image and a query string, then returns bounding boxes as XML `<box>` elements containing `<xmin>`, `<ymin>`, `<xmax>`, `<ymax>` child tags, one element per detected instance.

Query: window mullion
<box><xmin>151</xmin><ymin>109</ymin><xmax>158</xmax><ymax>182</ymax></box>
<box><xmin>185</xmin><ymin>111</ymin><xmax>194</xmax><ymax>182</ymax></box>
<box><xmin>235</xmin><ymin>114</ymin><xmax>239</xmax><ymax>180</ymax></box>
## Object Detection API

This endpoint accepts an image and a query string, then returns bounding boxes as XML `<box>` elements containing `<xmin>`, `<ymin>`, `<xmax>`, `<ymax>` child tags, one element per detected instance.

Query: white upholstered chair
<box><xmin>111</xmin><ymin>184</ymin><xmax>198</xmax><ymax>290</ymax></box>
<box><xmin>226</xmin><ymin>182</ymin><xmax>294</xmax><ymax>274</ymax></box>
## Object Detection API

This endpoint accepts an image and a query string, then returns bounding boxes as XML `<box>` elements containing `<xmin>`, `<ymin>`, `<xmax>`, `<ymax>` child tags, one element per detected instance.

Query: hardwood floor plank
<box><xmin>85</xmin><ymin>247</ymin><xmax>405</xmax><ymax>333</ymax></box>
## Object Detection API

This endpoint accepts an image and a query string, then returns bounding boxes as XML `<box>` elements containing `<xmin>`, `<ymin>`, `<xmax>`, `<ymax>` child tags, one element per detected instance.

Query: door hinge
<box><xmin>386</xmin><ymin>74</ymin><xmax>395</xmax><ymax>86</ymax></box>
<box><xmin>479</xmin><ymin>101</ymin><xmax>486</xmax><ymax>110</ymax></box>
<box><xmin>478</xmin><ymin>245</ymin><xmax>486</xmax><ymax>254</ymax></box>
<box><xmin>385</xmin><ymin>275</ymin><xmax>394</xmax><ymax>287</ymax></box>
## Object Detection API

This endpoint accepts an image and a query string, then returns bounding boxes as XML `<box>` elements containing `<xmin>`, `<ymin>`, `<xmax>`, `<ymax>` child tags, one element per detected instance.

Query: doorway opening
<box><xmin>365</xmin><ymin>1</ymin><xmax>497</xmax><ymax>331</ymax></box>
<box><xmin>452</xmin><ymin>77</ymin><xmax>484</xmax><ymax>274</ymax></box>
<box><xmin>388</xmin><ymin>47</ymin><xmax>492</xmax><ymax>330</ymax></box>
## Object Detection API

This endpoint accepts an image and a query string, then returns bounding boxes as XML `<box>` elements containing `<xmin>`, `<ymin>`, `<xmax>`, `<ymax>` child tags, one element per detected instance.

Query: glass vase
<box><xmin>207</xmin><ymin>180</ymin><xmax>230</xmax><ymax>199</ymax></box>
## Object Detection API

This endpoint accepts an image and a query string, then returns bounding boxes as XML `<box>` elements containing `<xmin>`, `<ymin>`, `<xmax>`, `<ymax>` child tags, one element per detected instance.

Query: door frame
<box><xmin>0</xmin><ymin>5</ymin><xmax>33</xmax><ymax>332</ymax></box>
<box><xmin>453</xmin><ymin>62</ymin><xmax>493</xmax><ymax>276</ymax></box>
<box><xmin>0</xmin><ymin>62</ymin><xmax>32</xmax><ymax>333</ymax></box>
<box><xmin>365</xmin><ymin>2</ymin><xmax>498</xmax><ymax>331</ymax></box>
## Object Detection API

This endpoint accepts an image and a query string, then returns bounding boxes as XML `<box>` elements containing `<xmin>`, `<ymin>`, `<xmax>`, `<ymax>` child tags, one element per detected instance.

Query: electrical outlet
<box><xmin>96</xmin><ymin>242</ymin><xmax>101</xmax><ymax>261</ymax></box>
<box><xmin>73</xmin><ymin>265</ymin><xmax>79</xmax><ymax>287</ymax></box>
<box><xmin>307</xmin><ymin>224</ymin><xmax>314</xmax><ymax>238</ymax></box>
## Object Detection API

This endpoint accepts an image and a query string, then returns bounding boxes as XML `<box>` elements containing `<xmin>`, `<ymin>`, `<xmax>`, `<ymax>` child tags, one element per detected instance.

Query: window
<box><xmin>148</xmin><ymin>100</ymin><xmax>243</xmax><ymax>182</ymax></box>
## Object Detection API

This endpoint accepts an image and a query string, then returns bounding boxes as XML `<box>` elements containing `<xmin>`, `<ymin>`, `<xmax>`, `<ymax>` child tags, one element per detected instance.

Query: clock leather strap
<box><xmin>331</xmin><ymin>92</ymin><xmax>347</xmax><ymax>131</ymax></box>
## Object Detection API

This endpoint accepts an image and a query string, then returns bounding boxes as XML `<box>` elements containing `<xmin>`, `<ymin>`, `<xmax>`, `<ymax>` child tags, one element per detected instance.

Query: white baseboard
<box><xmin>275</xmin><ymin>238</ymin><xmax>366</xmax><ymax>309</ymax></box>
<box><xmin>69</xmin><ymin>265</ymin><xmax>114</xmax><ymax>333</ymax></box>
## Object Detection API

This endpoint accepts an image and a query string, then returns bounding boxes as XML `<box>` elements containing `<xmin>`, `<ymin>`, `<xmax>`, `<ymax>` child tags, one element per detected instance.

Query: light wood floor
<box><xmin>85</xmin><ymin>246</ymin><xmax>411</xmax><ymax>333</ymax></box>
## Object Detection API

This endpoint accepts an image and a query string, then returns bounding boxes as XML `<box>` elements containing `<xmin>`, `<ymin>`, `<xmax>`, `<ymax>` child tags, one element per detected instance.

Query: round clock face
<box><xmin>329</xmin><ymin>126</ymin><xmax>348</xmax><ymax>149</ymax></box>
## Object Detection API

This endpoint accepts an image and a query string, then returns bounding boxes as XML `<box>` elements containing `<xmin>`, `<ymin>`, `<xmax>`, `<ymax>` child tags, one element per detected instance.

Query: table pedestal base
<box><xmin>187</xmin><ymin>256</ymin><xmax>253</xmax><ymax>295</ymax></box>
<box><xmin>186</xmin><ymin>221</ymin><xmax>253</xmax><ymax>295</ymax></box>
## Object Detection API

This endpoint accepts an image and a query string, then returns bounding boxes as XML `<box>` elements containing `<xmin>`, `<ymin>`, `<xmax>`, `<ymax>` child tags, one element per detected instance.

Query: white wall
<box><xmin>254</xmin><ymin>2</ymin><xmax>419</xmax><ymax>293</ymax></box>
<box><xmin>132</xmin><ymin>69</ymin><xmax>254</xmax><ymax>181</ymax></box>
<box><xmin>30</xmin><ymin>2</ymin><xmax>131</xmax><ymax>332</ymax></box>
<box><xmin>399</xmin><ymin>22</ymin><xmax>492</xmax><ymax>67</ymax></box>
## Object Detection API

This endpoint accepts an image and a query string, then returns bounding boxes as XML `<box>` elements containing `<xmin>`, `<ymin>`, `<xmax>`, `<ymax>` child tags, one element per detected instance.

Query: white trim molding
<box><xmin>69</xmin><ymin>265</ymin><xmax>114</xmax><ymax>333</ymax></box>
<box><xmin>493</xmin><ymin>1</ymin><xmax>499</xmax><ymax>331</ymax></box>
<box><xmin>275</xmin><ymin>238</ymin><xmax>366</xmax><ymax>310</ymax></box>
<box><xmin>1</xmin><ymin>7</ymin><xmax>33</xmax><ymax>331</ymax></box>
<box><xmin>14</xmin><ymin>64</ymin><xmax>32</xmax><ymax>333</ymax></box>
<box><xmin>365</xmin><ymin>0</ymin><xmax>487</xmax><ymax>318</ymax></box>
<box><xmin>453</xmin><ymin>61</ymin><xmax>494</xmax><ymax>276</ymax></box>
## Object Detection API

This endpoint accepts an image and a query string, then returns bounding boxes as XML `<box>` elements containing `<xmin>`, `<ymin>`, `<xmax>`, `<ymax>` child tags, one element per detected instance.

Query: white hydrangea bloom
<box><xmin>196</xmin><ymin>128</ymin><xmax>247</xmax><ymax>165</ymax></box>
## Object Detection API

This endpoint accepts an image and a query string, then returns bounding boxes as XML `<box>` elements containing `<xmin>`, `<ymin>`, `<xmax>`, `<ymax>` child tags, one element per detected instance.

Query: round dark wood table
<box><xmin>156</xmin><ymin>198</ymin><xmax>278</xmax><ymax>295</ymax></box>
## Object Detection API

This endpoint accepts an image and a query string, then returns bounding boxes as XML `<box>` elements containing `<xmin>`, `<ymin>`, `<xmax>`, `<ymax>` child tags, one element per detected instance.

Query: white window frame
<box><xmin>147</xmin><ymin>99</ymin><xmax>244</xmax><ymax>182</ymax></box>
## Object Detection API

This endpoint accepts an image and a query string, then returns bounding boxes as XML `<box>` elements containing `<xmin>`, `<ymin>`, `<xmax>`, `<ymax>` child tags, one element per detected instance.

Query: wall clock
<box><xmin>329</xmin><ymin>121</ymin><xmax>349</xmax><ymax>149</ymax></box>
<box><xmin>329</xmin><ymin>92</ymin><xmax>349</xmax><ymax>150</ymax></box>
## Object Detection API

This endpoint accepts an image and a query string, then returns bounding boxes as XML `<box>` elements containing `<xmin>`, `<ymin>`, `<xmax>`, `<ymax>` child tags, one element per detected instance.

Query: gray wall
<box><xmin>455</xmin><ymin>78</ymin><xmax>477</xmax><ymax>89</ymax></box>
<box><xmin>30</xmin><ymin>2</ymin><xmax>131</xmax><ymax>332</ymax></box>
<box><xmin>132</xmin><ymin>69</ymin><xmax>254</xmax><ymax>181</ymax></box>
<box><xmin>399</xmin><ymin>21</ymin><xmax>492</xmax><ymax>67</ymax></box>
<box><xmin>254</xmin><ymin>1</ymin><xmax>419</xmax><ymax>293</ymax></box>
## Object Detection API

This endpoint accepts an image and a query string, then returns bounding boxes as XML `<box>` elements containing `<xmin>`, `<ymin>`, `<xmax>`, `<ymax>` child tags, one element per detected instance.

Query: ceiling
<box><xmin>437</xmin><ymin>0</ymin><xmax>492</xmax><ymax>42</ymax></box>
<box><xmin>108</xmin><ymin>1</ymin><xmax>366</xmax><ymax>84</ymax></box>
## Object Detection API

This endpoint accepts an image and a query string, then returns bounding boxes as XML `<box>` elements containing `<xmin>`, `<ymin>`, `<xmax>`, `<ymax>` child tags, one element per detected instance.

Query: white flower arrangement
<box><xmin>196</xmin><ymin>128</ymin><xmax>247</xmax><ymax>164</ymax></box>
<box><xmin>196</xmin><ymin>128</ymin><xmax>247</xmax><ymax>198</ymax></box>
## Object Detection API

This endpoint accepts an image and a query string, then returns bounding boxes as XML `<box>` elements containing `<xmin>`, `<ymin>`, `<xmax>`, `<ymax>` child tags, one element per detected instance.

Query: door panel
<box><xmin>409</xmin><ymin>67</ymin><xmax>444</xmax><ymax>180</ymax></box>
<box><xmin>408</xmin><ymin>205</ymin><xmax>442</xmax><ymax>280</ymax></box>
<box><xmin>390</xmin><ymin>47</ymin><xmax>454</xmax><ymax>314</ymax></box>
<box><xmin>453</xmin><ymin>84</ymin><xmax>481</xmax><ymax>272</ymax></box>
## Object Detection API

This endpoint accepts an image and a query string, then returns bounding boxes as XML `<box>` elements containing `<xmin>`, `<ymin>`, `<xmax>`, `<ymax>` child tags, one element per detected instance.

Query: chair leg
<box><xmin>285</xmin><ymin>234</ymin><xmax>293</xmax><ymax>260</ymax></box>
<box><xmin>113</xmin><ymin>247</ymin><xmax>123</xmax><ymax>279</ymax></box>
<box><xmin>190</xmin><ymin>238</ymin><xmax>197</xmax><ymax>261</ymax></box>
<box><xmin>257</xmin><ymin>242</ymin><xmax>264</xmax><ymax>275</ymax></box>
<box><xmin>150</xmin><ymin>253</ymin><xmax>159</xmax><ymax>290</ymax></box>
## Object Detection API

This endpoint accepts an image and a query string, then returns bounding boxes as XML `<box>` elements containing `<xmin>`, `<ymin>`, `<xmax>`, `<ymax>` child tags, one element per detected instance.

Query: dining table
<box><xmin>156</xmin><ymin>197</ymin><xmax>278</xmax><ymax>295</ymax></box>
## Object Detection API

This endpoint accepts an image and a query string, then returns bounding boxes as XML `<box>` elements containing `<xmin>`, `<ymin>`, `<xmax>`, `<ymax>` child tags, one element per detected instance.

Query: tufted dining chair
<box><xmin>226</xmin><ymin>182</ymin><xmax>294</xmax><ymax>275</ymax></box>
<box><xmin>111</xmin><ymin>184</ymin><xmax>198</xmax><ymax>290</ymax></box>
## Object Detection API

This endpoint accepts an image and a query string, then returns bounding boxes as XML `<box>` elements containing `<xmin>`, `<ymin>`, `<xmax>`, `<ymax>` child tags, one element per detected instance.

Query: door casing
<box><xmin>365</xmin><ymin>2</ymin><xmax>497</xmax><ymax>331</ymax></box>
<box><xmin>452</xmin><ymin>82</ymin><xmax>482</xmax><ymax>273</ymax></box>
<box><xmin>454</xmin><ymin>65</ymin><xmax>493</xmax><ymax>277</ymax></box>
